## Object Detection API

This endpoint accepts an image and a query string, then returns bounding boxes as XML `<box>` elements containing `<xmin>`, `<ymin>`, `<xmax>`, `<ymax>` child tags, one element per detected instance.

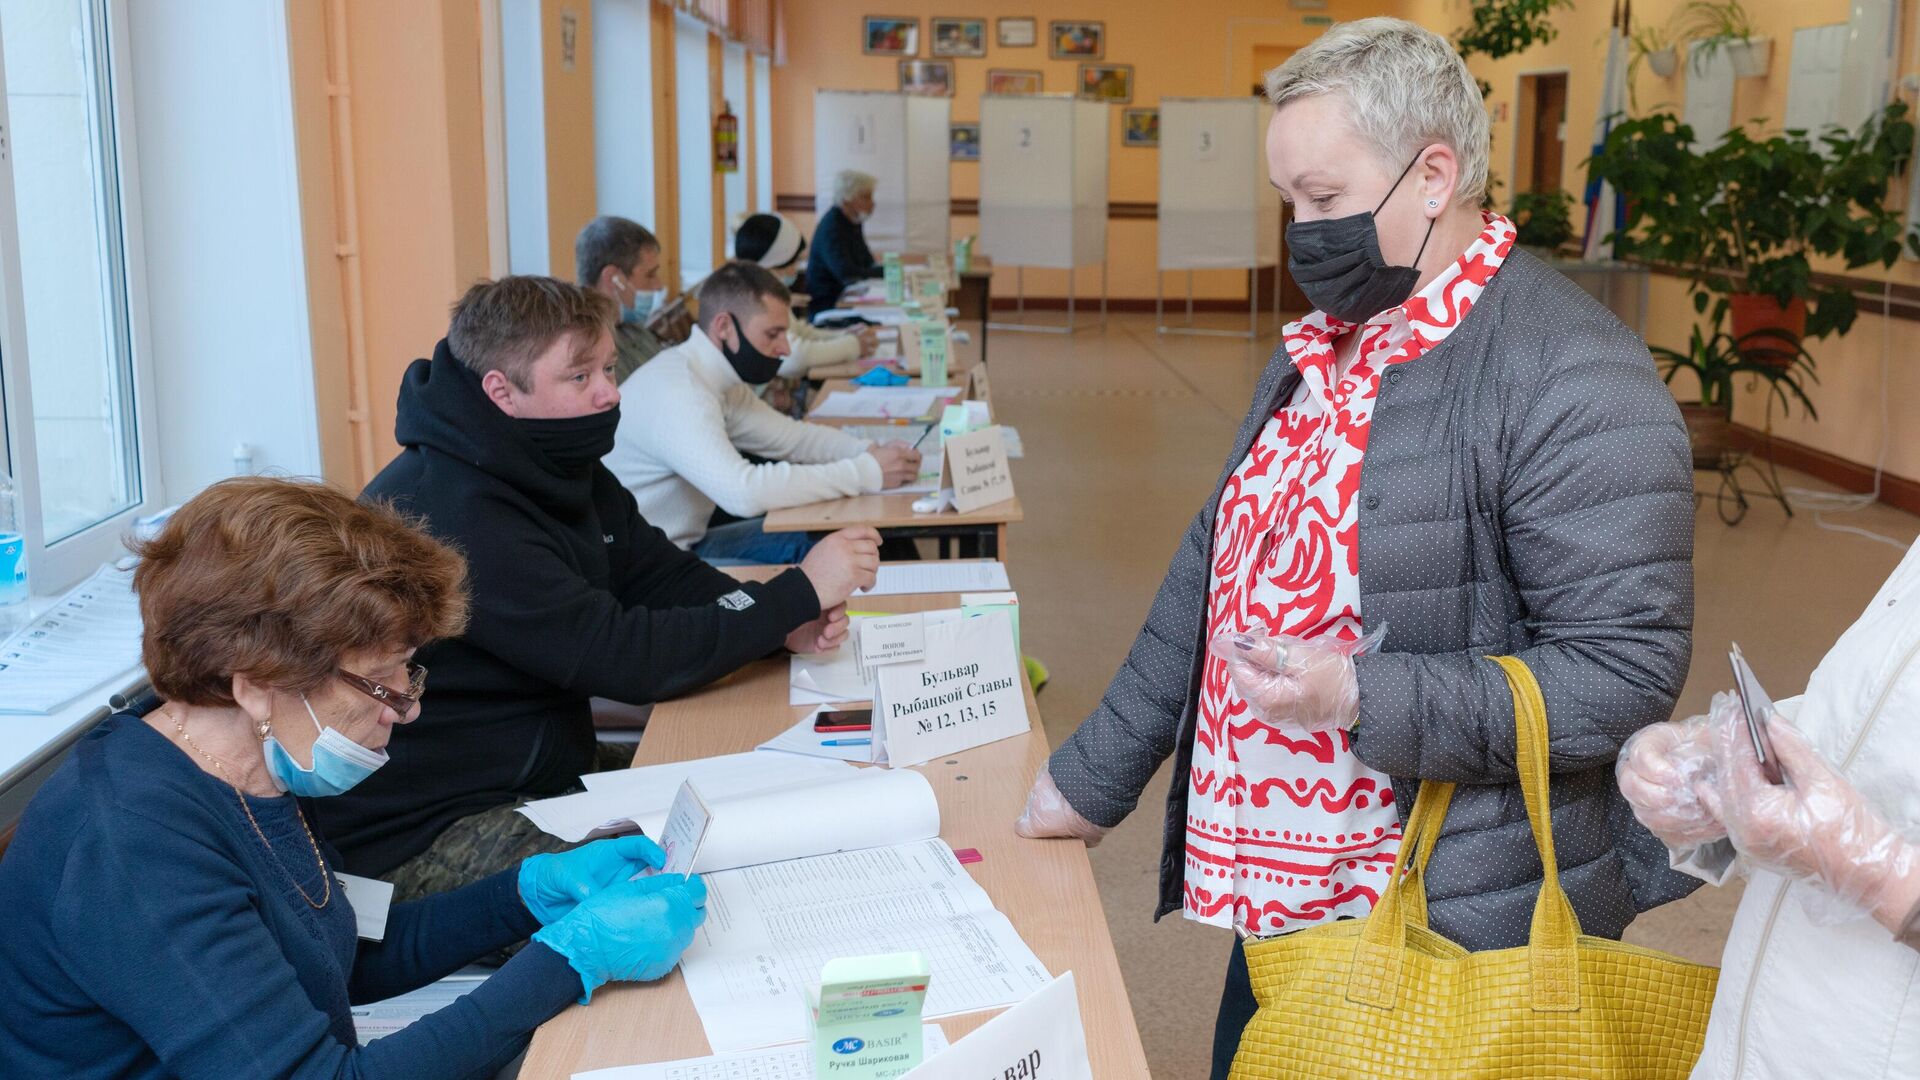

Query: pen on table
<box><xmin>820</xmin><ymin>738</ymin><xmax>871</xmax><ymax>747</ymax></box>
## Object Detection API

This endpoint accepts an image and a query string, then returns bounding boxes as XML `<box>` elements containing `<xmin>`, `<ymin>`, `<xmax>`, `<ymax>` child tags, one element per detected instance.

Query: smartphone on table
<box><xmin>814</xmin><ymin>707</ymin><xmax>873</xmax><ymax>733</ymax></box>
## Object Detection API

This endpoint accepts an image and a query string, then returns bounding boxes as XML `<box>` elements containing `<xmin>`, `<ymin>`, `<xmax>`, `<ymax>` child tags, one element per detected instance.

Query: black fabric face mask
<box><xmin>1285</xmin><ymin>156</ymin><xmax>1437</xmax><ymax>323</ymax></box>
<box><xmin>518</xmin><ymin>406</ymin><xmax>620</xmax><ymax>470</ymax></box>
<box><xmin>719</xmin><ymin>315</ymin><xmax>783</xmax><ymax>386</ymax></box>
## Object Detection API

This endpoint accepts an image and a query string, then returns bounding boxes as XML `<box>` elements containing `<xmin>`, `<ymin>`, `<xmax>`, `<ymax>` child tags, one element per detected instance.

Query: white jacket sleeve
<box><xmin>777</xmin><ymin>317</ymin><xmax>862</xmax><ymax>378</ymax></box>
<box><xmin>651</xmin><ymin>388</ymin><xmax>884</xmax><ymax>518</ymax></box>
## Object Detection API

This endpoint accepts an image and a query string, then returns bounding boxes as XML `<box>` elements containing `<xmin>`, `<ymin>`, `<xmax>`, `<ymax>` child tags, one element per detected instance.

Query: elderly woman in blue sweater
<box><xmin>0</xmin><ymin>477</ymin><xmax>705</xmax><ymax>1079</ymax></box>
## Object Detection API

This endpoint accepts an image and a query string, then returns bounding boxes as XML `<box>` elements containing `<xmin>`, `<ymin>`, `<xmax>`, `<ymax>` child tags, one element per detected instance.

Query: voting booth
<box><xmin>1155</xmin><ymin>98</ymin><xmax>1280</xmax><ymax>338</ymax></box>
<box><xmin>979</xmin><ymin>94</ymin><xmax>1108</xmax><ymax>333</ymax></box>
<box><xmin>814</xmin><ymin>90</ymin><xmax>951</xmax><ymax>256</ymax></box>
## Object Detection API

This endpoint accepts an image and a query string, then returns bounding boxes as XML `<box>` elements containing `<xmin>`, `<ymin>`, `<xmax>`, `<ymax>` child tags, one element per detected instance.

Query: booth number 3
<box><xmin>1194</xmin><ymin>128</ymin><xmax>1220</xmax><ymax>161</ymax></box>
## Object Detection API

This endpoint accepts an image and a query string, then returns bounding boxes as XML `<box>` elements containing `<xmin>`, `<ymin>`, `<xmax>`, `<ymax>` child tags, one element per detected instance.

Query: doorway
<box><xmin>1514</xmin><ymin>71</ymin><xmax>1568</xmax><ymax>195</ymax></box>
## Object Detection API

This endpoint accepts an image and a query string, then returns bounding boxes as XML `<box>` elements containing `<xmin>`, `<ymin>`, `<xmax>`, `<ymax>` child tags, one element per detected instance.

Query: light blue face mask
<box><xmin>262</xmin><ymin>695</ymin><xmax>390</xmax><ymax>797</ymax></box>
<box><xmin>616</xmin><ymin>274</ymin><xmax>655</xmax><ymax>325</ymax></box>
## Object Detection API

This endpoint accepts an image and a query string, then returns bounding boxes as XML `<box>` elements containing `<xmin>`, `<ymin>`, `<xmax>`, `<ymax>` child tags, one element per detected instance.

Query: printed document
<box><xmin>571</xmin><ymin>1026</ymin><xmax>950</xmax><ymax>1079</ymax></box>
<box><xmin>0</xmin><ymin>565</ymin><xmax>143</xmax><ymax>715</ymax></box>
<box><xmin>855</xmin><ymin>561</ymin><xmax>1010</xmax><ymax>596</ymax></box>
<box><xmin>519</xmin><ymin>753</ymin><xmax>852</xmax><ymax>842</ymax></box>
<box><xmin>680</xmin><ymin>840</ymin><xmax>1051</xmax><ymax>1053</ymax></box>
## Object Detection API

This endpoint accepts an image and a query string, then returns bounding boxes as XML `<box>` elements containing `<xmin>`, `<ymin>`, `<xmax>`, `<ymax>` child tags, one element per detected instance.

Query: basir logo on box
<box><xmin>811</xmin><ymin>953</ymin><xmax>931</xmax><ymax>1078</ymax></box>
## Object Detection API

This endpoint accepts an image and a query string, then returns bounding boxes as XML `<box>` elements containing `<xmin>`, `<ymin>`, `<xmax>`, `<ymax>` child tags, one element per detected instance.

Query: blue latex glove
<box><xmin>854</xmin><ymin>366</ymin><xmax>910</xmax><ymax>386</ymax></box>
<box><xmin>532</xmin><ymin>874</ymin><xmax>708</xmax><ymax>1003</ymax></box>
<box><xmin>518</xmin><ymin>835</ymin><xmax>667</xmax><ymax>926</ymax></box>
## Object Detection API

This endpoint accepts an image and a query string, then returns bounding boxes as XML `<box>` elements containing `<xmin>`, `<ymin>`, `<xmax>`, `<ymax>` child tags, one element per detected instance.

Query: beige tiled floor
<box><xmin>990</xmin><ymin>313</ymin><xmax>1920</xmax><ymax>1080</ymax></box>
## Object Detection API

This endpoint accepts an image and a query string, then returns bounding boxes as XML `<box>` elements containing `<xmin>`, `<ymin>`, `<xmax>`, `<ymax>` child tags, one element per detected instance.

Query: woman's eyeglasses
<box><xmin>337</xmin><ymin>662</ymin><xmax>428</xmax><ymax>713</ymax></box>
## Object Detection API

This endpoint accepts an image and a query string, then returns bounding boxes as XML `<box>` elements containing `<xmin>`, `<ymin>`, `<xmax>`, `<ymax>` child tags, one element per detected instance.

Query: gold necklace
<box><xmin>169</xmin><ymin>708</ymin><xmax>332</xmax><ymax>910</ymax></box>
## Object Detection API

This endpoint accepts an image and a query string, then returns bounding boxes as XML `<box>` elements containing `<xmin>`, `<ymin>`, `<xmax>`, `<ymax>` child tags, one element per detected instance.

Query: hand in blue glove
<box><xmin>532</xmin><ymin>873</ymin><xmax>709</xmax><ymax>1003</ymax></box>
<box><xmin>518</xmin><ymin>835</ymin><xmax>667</xmax><ymax>926</ymax></box>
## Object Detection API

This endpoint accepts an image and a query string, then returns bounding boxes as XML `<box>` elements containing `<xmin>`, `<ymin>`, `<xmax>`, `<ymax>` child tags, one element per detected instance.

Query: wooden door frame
<box><xmin>1509</xmin><ymin>66</ymin><xmax>1571</xmax><ymax>199</ymax></box>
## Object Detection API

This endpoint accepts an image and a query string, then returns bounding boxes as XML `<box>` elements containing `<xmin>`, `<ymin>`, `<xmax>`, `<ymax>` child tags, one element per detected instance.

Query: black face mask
<box><xmin>518</xmin><ymin>406</ymin><xmax>620</xmax><ymax>470</ymax></box>
<box><xmin>1285</xmin><ymin>156</ymin><xmax>1436</xmax><ymax>323</ymax></box>
<box><xmin>719</xmin><ymin>315</ymin><xmax>783</xmax><ymax>386</ymax></box>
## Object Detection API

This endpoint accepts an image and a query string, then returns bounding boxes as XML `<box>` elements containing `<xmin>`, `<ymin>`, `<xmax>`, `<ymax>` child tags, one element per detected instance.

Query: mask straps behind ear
<box><xmin>1372</xmin><ymin>154</ymin><xmax>1425</xmax><ymax>217</ymax></box>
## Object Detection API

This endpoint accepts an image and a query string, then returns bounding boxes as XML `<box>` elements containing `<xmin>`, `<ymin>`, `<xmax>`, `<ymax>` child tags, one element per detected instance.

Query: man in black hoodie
<box><xmin>315</xmin><ymin>276</ymin><xmax>880</xmax><ymax>896</ymax></box>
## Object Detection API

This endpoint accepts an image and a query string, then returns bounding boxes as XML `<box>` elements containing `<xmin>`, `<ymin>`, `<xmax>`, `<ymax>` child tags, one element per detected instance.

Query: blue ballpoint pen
<box><xmin>820</xmin><ymin>738</ymin><xmax>872</xmax><ymax>746</ymax></box>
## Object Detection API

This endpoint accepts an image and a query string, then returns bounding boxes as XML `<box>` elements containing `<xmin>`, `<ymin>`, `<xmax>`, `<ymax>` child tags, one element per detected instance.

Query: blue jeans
<box><xmin>693</xmin><ymin>517</ymin><xmax>818</xmax><ymax>566</ymax></box>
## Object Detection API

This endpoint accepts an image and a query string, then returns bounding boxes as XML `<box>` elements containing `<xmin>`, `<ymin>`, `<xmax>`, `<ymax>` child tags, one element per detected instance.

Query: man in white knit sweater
<box><xmin>606</xmin><ymin>261</ymin><xmax>921</xmax><ymax>564</ymax></box>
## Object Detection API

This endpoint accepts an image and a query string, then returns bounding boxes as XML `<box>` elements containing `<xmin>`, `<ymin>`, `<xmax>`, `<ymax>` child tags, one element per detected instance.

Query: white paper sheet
<box><xmin>759</xmin><ymin>709</ymin><xmax>874</xmax><ymax>761</ymax></box>
<box><xmin>854</xmin><ymin>562</ymin><xmax>1010</xmax><ymax>597</ymax></box>
<box><xmin>811</xmin><ymin>387</ymin><xmax>963</xmax><ymax>420</ymax></box>
<box><xmin>900</xmin><ymin>974</ymin><xmax>1087</xmax><ymax>1079</ymax></box>
<box><xmin>681</xmin><ymin>840</ymin><xmax>1052</xmax><ymax>1053</ymax></box>
<box><xmin>0</xmin><ymin>565</ymin><xmax>144</xmax><ymax>715</ymax></box>
<box><xmin>693</xmin><ymin>767</ymin><xmax>938</xmax><ymax>874</ymax></box>
<box><xmin>521</xmin><ymin>754</ymin><xmax>853</xmax><ymax>842</ymax></box>
<box><xmin>572</xmin><ymin>1026</ymin><xmax>951</xmax><ymax>1079</ymax></box>
<box><xmin>790</xmin><ymin>649</ymin><xmax>872</xmax><ymax>705</ymax></box>
<box><xmin>351</xmin><ymin>972</ymin><xmax>489</xmax><ymax>1042</ymax></box>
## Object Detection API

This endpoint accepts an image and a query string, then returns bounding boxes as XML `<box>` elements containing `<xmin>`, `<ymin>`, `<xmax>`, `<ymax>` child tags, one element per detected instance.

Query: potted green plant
<box><xmin>1453</xmin><ymin>0</ymin><xmax>1574</xmax><ymax>61</ymax></box>
<box><xmin>1629</xmin><ymin>23</ymin><xmax>1678</xmax><ymax>85</ymax></box>
<box><xmin>1591</xmin><ymin>103</ymin><xmax>1917</xmax><ymax>349</ymax></box>
<box><xmin>1672</xmin><ymin>0</ymin><xmax>1768</xmax><ymax>78</ymax></box>
<box><xmin>1510</xmin><ymin>189</ymin><xmax>1575</xmax><ymax>255</ymax></box>
<box><xmin>1650</xmin><ymin>298</ymin><xmax>1817</xmax><ymax>467</ymax></box>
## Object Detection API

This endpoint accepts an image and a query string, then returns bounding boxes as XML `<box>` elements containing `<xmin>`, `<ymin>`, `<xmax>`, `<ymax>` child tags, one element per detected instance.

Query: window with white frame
<box><xmin>0</xmin><ymin>0</ymin><xmax>157</xmax><ymax>593</ymax></box>
<box><xmin>674</xmin><ymin>14</ymin><xmax>713</xmax><ymax>288</ymax></box>
<box><xmin>721</xmin><ymin>40</ymin><xmax>747</xmax><ymax>242</ymax></box>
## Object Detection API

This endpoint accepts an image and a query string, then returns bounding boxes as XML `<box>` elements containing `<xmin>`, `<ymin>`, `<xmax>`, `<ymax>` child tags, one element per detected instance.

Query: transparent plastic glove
<box><xmin>1616</xmin><ymin>694</ymin><xmax>1733</xmax><ymax>850</ymax></box>
<box><xmin>518</xmin><ymin>835</ymin><xmax>667</xmax><ymax>926</ymax></box>
<box><xmin>532</xmin><ymin>874</ymin><xmax>708</xmax><ymax>1004</ymax></box>
<box><xmin>1207</xmin><ymin>623</ymin><xmax>1387</xmax><ymax>733</ymax></box>
<box><xmin>1698</xmin><ymin>710</ymin><xmax>1920</xmax><ymax>930</ymax></box>
<box><xmin>1014</xmin><ymin>764</ymin><xmax>1109</xmax><ymax>848</ymax></box>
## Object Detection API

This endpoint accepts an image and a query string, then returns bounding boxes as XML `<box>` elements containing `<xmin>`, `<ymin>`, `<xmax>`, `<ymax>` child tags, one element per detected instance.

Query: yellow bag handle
<box><xmin>1344</xmin><ymin>656</ymin><xmax>1582</xmax><ymax>1012</ymax></box>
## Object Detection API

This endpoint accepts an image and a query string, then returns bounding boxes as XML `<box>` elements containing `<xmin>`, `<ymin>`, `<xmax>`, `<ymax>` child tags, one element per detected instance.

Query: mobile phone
<box><xmin>1729</xmin><ymin>643</ymin><xmax>1785</xmax><ymax>785</ymax></box>
<box><xmin>815</xmin><ymin>707</ymin><xmax>873</xmax><ymax>733</ymax></box>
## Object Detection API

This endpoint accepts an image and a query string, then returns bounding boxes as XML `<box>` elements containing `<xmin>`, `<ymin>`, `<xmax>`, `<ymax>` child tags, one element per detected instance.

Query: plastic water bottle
<box><xmin>0</xmin><ymin>475</ymin><xmax>28</xmax><ymax>633</ymax></box>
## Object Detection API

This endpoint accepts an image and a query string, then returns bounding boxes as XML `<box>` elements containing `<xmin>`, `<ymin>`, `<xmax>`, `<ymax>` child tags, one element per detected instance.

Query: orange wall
<box><xmin>1396</xmin><ymin>0</ymin><xmax>1920</xmax><ymax>481</ymax></box>
<box><xmin>770</xmin><ymin>1</ymin><xmax>1404</xmax><ymax>301</ymax></box>
<box><xmin>543</xmin><ymin>1</ymin><xmax>600</xmax><ymax>277</ymax></box>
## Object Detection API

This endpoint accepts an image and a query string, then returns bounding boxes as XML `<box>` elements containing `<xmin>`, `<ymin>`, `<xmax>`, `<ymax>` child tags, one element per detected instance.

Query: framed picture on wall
<box><xmin>986</xmin><ymin>68</ymin><xmax>1043</xmax><ymax>95</ymax></box>
<box><xmin>951</xmin><ymin>122</ymin><xmax>981</xmax><ymax>161</ymax></box>
<box><xmin>997</xmin><ymin>16</ymin><xmax>1037</xmax><ymax>48</ymax></box>
<box><xmin>1122</xmin><ymin>107</ymin><xmax>1160</xmax><ymax>147</ymax></box>
<box><xmin>931</xmin><ymin>17</ymin><xmax>987</xmax><ymax>57</ymax></box>
<box><xmin>1078</xmin><ymin>62</ymin><xmax>1133</xmax><ymax>103</ymax></box>
<box><xmin>863</xmin><ymin>16</ymin><xmax>919</xmax><ymax>56</ymax></box>
<box><xmin>899</xmin><ymin>59</ymin><xmax>956</xmax><ymax>97</ymax></box>
<box><xmin>1048</xmin><ymin>20</ymin><xmax>1103</xmax><ymax>60</ymax></box>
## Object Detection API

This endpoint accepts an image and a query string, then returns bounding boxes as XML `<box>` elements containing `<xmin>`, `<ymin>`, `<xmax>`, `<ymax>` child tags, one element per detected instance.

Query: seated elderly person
<box><xmin>805</xmin><ymin>169</ymin><xmax>882</xmax><ymax>321</ymax></box>
<box><xmin>577</xmin><ymin>214</ymin><xmax>669</xmax><ymax>383</ymax></box>
<box><xmin>605</xmin><ymin>260</ymin><xmax>920</xmax><ymax>565</ymax></box>
<box><xmin>735</xmin><ymin>212</ymin><xmax>879</xmax><ymax>379</ymax></box>
<box><xmin>0</xmin><ymin>478</ymin><xmax>707</xmax><ymax>1078</ymax></box>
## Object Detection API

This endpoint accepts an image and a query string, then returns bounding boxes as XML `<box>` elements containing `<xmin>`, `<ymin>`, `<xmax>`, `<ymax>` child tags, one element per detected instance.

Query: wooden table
<box><xmin>806</xmin><ymin>318</ymin><xmax>984</xmax><ymax>383</ymax></box>
<box><xmin>764</xmin><ymin>491</ymin><xmax>1021</xmax><ymax>560</ymax></box>
<box><xmin>519</xmin><ymin>589</ymin><xmax>1150</xmax><ymax>1079</ymax></box>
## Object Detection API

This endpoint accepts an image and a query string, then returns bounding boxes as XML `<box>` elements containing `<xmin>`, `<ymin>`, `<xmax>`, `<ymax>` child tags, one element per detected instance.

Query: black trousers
<box><xmin>1210</xmin><ymin>938</ymin><xmax>1257</xmax><ymax>1080</ymax></box>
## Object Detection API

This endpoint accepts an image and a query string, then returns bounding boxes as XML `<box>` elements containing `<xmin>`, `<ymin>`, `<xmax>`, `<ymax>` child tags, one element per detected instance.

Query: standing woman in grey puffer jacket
<box><xmin>1013</xmin><ymin>17</ymin><xmax>1702</xmax><ymax>1079</ymax></box>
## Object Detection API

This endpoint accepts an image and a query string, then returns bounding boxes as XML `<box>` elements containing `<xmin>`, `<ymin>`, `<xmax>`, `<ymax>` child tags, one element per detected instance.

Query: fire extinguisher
<box><xmin>714</xmin><ymin>101</ymin><xmax>739</xmax><ymax>174</ymax></box>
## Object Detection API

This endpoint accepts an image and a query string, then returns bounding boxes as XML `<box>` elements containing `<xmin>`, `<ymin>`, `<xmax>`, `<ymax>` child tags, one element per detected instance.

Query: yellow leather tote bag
<box><xmin>1229</xmin><ymin>656</ymin><xmax>1718</xmax><ymax>1080</ymax></box>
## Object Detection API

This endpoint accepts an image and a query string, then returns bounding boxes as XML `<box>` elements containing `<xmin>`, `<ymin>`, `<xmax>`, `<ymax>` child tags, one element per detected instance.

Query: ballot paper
<box><xmin>0</xmin><ymin>564</ymin><xmax>144</xmax><ymax>715</ymax></box>
<box><xmin>855</xmin><ymin>561</ymin><xmax>1010</xmax><ymax>597</ymax></box>
<box><xmin>680</xmin><ymin>840</ymin><xmax>1052</xmax><ymax>1053</ymax></box>
<box><xmin>571</xmin><ymin>1027</ymin><xmax>952</xmax><ymax>1080</ymax></box>
<box><xmin>351</xmin><ymin>971</ymin><xmax>489</xmax><ymax>1042</ymax></box>
<box><xmin>520</xmin><ymin>753</ymin><xmax>852</xmax><ymax>842</ymax></box>
<box><xmin>901</xmin><ymin>973</ymin><xmax>1089</xmax><ymax>1080</ymax></box>
<box><xmin>811</xmin><ymin>388</ymin><xmax>962</xmax><ymax>421</ymax></box>
<box><xmin>529</xmin><ymin>761</ymin><xmax>940</xmax><ymax>876</ymax></box>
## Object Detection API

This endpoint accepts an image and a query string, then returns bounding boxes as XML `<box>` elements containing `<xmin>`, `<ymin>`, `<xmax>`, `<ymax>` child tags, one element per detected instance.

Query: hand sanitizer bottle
<box><xmin>0</xmin><ymin>475</ymin><xmax>29</xmax><ymax>634</ymax></box>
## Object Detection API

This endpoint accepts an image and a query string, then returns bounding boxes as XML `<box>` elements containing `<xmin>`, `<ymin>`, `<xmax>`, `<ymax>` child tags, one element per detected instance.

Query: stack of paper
<box><xmin>0</xmin><ymin>565</ymin><xmax>143</xmax><ymax>715</ymax></box>
<box><xmin>519</xmin><ymin>753</ymin><xmax>852</xmax><ymax>843</ymax></box>
<box><xmin>522</xmin><ymin>758</ymin><xmax>941</xmax><ymax>875</ymax></box>
<box><xmin>811</xmin><ymin>386</ymin><xmax>964</xmax><ymax>420</ymax></box>
<box><xmin>854</xmin><ymin>561</ymin><xmax>1010</xmax><ymax>597</ymax></box>
<box><xmin>352</xmin><ymin>971</ymin><xmax>489</xmax><ymax>1042</ymax></box>
<box><xmin>572</xmin><ymin>1027</ymin><xmax>951</xmax><ymax>1079</ymax></box>
<box><xmin>680</xmin><ymin>840</ymin><xmax>1053</xmax><ymax>1053</ymax></box>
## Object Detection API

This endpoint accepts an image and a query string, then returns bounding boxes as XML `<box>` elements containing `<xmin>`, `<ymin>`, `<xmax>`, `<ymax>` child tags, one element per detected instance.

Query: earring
<box><xmin>1426</xmin><ymin>199</ymin><xmax>1439</xmax><ymax>209</ymax></box>
<box><xmin>256</xmin><ymin>715</ymin><xmax>272</xmax><ymax>740</ymax></box>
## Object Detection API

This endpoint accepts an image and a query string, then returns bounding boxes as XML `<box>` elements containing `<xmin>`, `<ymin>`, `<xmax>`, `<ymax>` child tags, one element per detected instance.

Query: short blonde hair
<box><xmin>1264</xmin><ymin>17</ymin><xmax>1490</xmax><ymax>205</ymax></box>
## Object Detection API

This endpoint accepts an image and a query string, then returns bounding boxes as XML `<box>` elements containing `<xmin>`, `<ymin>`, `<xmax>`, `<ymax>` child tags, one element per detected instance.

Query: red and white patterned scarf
<box><xmin>1183</xmin><ymin>212</ymin><xmax>1517</xmax><ymax>937</ymax></box>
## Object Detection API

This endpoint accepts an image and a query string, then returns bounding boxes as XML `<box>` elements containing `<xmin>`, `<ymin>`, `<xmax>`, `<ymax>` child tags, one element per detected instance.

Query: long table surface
<box><xmin>519</xmin><ymin>588</ymin><xmax>1149</xmax><ymax>1079</ymax></box>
